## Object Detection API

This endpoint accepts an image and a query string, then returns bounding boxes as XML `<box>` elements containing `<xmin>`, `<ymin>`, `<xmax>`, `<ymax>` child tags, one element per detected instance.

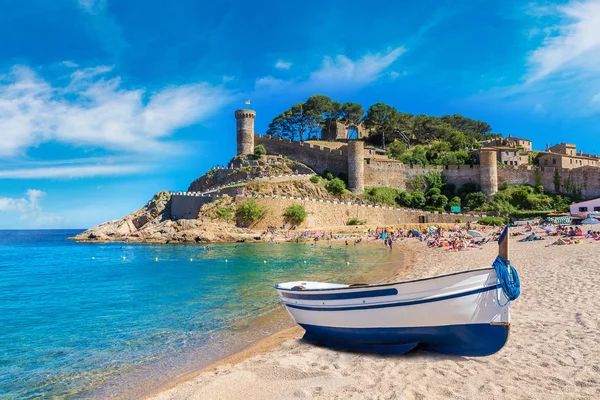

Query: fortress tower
<box><xmin>235</xmin><ymin>109</ymin><xmax>256</xmax><ymax>155</ymax></box>
<box><xmin>479</xmin><ymin>150</ymin><xmax>498</xmax><ymax>196</ymax></box>
<box><xmin>347</xmin><ymin>141</ymin><xmax>365</xmax><ymax>193</ymax></box>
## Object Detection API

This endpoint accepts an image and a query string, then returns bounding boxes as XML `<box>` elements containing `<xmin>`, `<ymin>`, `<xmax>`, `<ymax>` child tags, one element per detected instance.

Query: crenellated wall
<box><xmin>255</xmin><ymin>134</ymin><xmax>348</xmax><ymax>175</ymax></box>
<box><xmin>236</xmin><ymin>195</ymin><xmax>481</xmax><ymax>230</ymax></box>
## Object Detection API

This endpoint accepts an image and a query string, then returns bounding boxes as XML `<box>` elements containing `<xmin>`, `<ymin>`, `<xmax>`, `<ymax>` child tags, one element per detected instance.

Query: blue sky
<box><xmin>1</xmin><ymin>0</ymin><xmax>600</xmax><ymax>228</ymax></box>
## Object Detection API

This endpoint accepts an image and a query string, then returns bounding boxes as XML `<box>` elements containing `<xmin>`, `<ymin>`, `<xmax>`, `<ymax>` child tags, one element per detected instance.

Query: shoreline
<box><xmin>147</xmin><ymin>233</ymin><xmax>600</xmax><ymax>399</ymax></box>
<box><xmin>141</xmin><ymin>240</ymin><xmax>409</xmax><ymax>399</ymax></box>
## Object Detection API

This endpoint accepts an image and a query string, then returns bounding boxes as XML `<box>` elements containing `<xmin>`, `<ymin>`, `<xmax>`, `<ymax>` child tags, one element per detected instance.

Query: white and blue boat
<box><xmin>274</xmin><ymin>225</ymin><xmax>520</xmax><ymax>356</ymax></box>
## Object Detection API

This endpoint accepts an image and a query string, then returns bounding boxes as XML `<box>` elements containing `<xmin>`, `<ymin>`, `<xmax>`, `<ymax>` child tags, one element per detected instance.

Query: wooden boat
<box><xmin>274</xmin><ymin>226</ymin><xmax>520</xmax><ymax>356</ymax></box>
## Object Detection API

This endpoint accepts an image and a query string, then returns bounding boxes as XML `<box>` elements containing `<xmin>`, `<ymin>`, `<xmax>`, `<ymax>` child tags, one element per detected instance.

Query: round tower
<box><xmin>235</xmin><ymin>109</ymin><xmax>256</xmax><ymax>156</ymax></box>
<box><xmin>479</xmin><ymin>150</ymin><xmax>498</xmax><ymax>196</ymax></box>
<box><xmin>347</xmin><ymin>141</ymin><xmax>365</xmax><ymax>194</ymax></box>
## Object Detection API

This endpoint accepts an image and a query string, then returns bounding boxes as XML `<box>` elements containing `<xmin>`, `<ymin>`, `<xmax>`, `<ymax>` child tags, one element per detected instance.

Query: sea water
<box><xmin>0</xmin><ymin>230</ymin><xmax>391</xmax><ymax>399</ymax></box>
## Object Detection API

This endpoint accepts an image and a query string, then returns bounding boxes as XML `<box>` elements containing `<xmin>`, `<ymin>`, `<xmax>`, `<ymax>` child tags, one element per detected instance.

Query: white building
<box><xmin>570</xmin><ymin>198</ymin><xmax>600</xmax><ymax>216</ymax></box>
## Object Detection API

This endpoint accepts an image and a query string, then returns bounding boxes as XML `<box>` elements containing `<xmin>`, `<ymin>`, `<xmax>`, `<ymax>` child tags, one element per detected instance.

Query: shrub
<box><xmin>428</xmin><ymin>194</ymin><xmax>448</xmax><ymax>209</ymax></box>
<box><xmin>425</xmin><ymin>187</ymin><xmax>441</xmax><ymax>197</ymax></box>
<box><xmin>424</xmin><ymin>171</ymin><xmax>447</xmax><ymax>189</ymax></box>
<box><xmin>479</xmin><ymin>216</ymin><xmax>508</xmax><ymax>226</ymax></box>
<box><xmin>411</xmin><ymin>192</ymin><xmax>426</xmax><ymax>208</ymax></box>
<box><xmin>283</xmin><ymin>204</ymin><xmax>307</xmax><ymax>224</ymax></box>
<box><xmin>322</xmin><ymin>170</ymin><xmax>334</xmax><ymax>180</ymax></box>
<box><xmin>326</xmin><ymin>178</ymin><xmax>346</xmax><ymax>195</ymax></box>
<box><xmin>465</xmin><ymin>192</ymin><xmax>487</xmax><ymax>210</ymax></box>
<box><xmin>397</xmin><ymin>191</ymin><xmax>413</xmax><ymax>207</ymax></box>
<box><xmin>364</xmin><ymin>187</ymin><xmax>400</xmax><ymax>205</ymax></box>
<box><xmin>254</xmin><ymin>145</ymin><xmax>267</xmax><ymax>156</ymax></box>
<box><xmin>347</xmin><ymin>218</ymin><xmax>366</xmax><ymax>226</ymax></box>
<box><xmin>235</xmin><ymin>199</ymin><xmax>266</xmax><ymax>226</ymax></box>
<box><xmin>309</xmin><ymin>175</ymin><xmax>320</xmax><ymax>184</ymax></box>
<box><xmin>449</xmin><ymin>196</ymin><xmax>461</xmax><ymax>207</ymax></box>
<box><xmin>215</xmin><ymin>207</ymin><xmax>234</xmax><ymax>221</ymax></box>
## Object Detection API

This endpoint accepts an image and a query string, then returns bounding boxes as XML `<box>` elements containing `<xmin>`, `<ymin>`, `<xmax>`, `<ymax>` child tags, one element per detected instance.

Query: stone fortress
<box><xmin>234</xmin><ymin>109</ymin><xmax>600</xmax><ymax>199</ymax></box>
<box><xmin>168</xmin><ymin>109</ymin><xmax>600</xmax><ymax>228</ymax></box>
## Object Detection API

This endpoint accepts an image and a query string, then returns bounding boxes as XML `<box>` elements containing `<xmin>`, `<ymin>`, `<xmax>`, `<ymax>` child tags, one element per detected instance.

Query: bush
<box><xmin>309</xmin><ymin>175</ymin><xmax>320</xmax><ymax>184</ymax></box>
<box><xmin>283</xmin><ymin>204</ymin><xmax>307</xmax><ymax>224</ymax></box>
<box><xmin>465</xmin><ymin>192</ymin><xmax>487</xmax><ymax>210</ymax></box>
<box><xmin>235</xmin><ymin>199</ymin><xmax>267</xmax><ymax>226</ymax></box>
<box><xmin>424</xmin><ymin>171</ymin><xmax>447</xmax><ymax>189</ymax></box>
<box><xmin>215</xmin><ymin>207</ymin><xmax>234</xmax><ymax>221</ymax></box>
<box><xmin>322</xmin><ymin>170</ymin><xmax>334</xmax><ymax>180</ymax></box>
<box><xmin>254</xmin><ymin>145</ymin><xmax>267</xmax><ymax>156</ymax></box>
<box><xmin>326</xmin><ymin>178</ymin><xmax>346</xmax><ymax>195</ymax></box>
<box><xmin>411</xmin><ymin>192</ymin><xmax>426</xmax><ymax>208</ymax></box>
<box><xmin>479</xmin><ymin>216</ymin><xmax>508</xmax><ymax>226</ymax></box>
<box><xmin>449</xmin><ymin>196</ymin><xmax>461</xmax><ymax>207</ymax></box>
<box><xmin>347</xmin><ymin>218</ymin><xmax>366</xmax><ymax>226</ymax></box>
<box><xmin>397</xmin><ymin>191</ymin><xmax>413</xmax><ymax>207</ymax></box>
<box><xmin>425</xmin><ymin>187</ymin><xmax>441</xmax><ymax>197</ymax></box>
<box><xmin>364</xmin><ymin>187</ymin><xmax>400</xmax><ymax>205</ymax></box>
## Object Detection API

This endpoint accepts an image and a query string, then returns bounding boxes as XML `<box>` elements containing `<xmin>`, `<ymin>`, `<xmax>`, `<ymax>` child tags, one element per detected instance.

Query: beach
<box><xmin>149</xmin><ymin>233</ymin><xmax>600</xmax><ymax>400</ymax></box>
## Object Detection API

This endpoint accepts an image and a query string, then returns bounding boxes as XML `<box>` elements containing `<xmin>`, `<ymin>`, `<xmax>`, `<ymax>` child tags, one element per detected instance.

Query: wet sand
<box><xmin>148</xmin><ymin>232</ymin><xmax>600</xmax><ymax>399</ymax></box>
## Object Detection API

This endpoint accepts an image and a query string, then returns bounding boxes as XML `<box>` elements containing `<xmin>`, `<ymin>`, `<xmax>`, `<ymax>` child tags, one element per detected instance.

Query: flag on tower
<box><xmin>245</xmin><ymin>99</ymin><xmax>251</xmax><ymax>105</ymax></box>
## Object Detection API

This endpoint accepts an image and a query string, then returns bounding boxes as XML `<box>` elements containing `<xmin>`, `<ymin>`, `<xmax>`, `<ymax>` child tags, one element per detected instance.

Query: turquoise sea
<box><xmin>0</xmin><ymin>230</ymin><xmax>392</xmax><ymax>399</ymax></box>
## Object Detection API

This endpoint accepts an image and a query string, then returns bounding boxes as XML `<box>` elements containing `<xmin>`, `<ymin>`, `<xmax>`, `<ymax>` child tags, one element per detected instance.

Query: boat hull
<box><xmin>275</xmin><ymin>268</ymin><xmax>511</xmax><ymax>356</ymax></box>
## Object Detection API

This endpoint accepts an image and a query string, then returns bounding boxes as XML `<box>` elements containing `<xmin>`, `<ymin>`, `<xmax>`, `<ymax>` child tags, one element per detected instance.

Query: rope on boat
<box><xmin>492</xmin><ymin>256</ymin><xmax>521</xmax><ymax>307</ymax></box>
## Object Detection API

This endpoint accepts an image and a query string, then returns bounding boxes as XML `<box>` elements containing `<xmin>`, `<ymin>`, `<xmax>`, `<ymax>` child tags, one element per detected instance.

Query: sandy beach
<box><xmin>148</xmin><ymin>232</ymin><xmax>600</xmax><ymax>400</ymax></box>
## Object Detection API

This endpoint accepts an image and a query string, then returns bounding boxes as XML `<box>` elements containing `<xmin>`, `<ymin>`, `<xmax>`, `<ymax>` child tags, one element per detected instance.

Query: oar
<box><xmin>498</xmin><ymin>224</ymin><xmax>510</xmax><ymax>262</ymax></box>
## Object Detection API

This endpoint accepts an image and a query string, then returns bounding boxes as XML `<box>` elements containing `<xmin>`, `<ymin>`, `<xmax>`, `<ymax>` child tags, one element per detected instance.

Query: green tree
<box><xmin>411</xmin><ymin>192</ymin><xmax>426</xmax><ymax>208</ymax></box>
<box><xmin>283</xmin><ymin>204</ymin><xmax>307</xmax><ymax>224</ymax></box>
<box><xmin>266</xmin><ymin>102</ymin><xmax>316</xmax><ymax>142</ymax></box>
<box><xmin>326</xmin><ymin>178</ymin><xmax>346</xmax><ymax>195</ymax></box>
<box><xmin>553</xmin><ymin>169</ymin><xmax>561</xmax><ymax>193</ymax></box>
<box><xmin>397</xmin><ymin>191</ymin><xmax>413</xmax><ymax>207</ymax></box>
<box><xmin>449</xmin><ymin>196</ymin><xmax>461</xmax><ymax>207</ymax></box>
<box><xmin>465</xmin><ymin>192</ymin><xmax>487</xmax><ymax>210</ymax></box>
<box><xmin>363</xmin><ymin>103</ymin><xmax>400</xmax><ymax>148</ymax></box>
<box><xmin>388</xmin><ymin>139</ymin><xmax>408</xmax><ymax>160</ymax></box>
<box><xmin>235</xmin><ymin>199</ymin><xmax>267</xmax><ymax>226</ymax></box>
<box><xmin>254</xmin><ymin>145</ymin><xmax>266</xmax><ymax>156</ymax></box>
<box><xmin>424</xmin><ymin>171</ymin><xmax>447</xmax><ymax>189</ymax></box>
<box><xmin>400</xmin><ymin>145</ymin><xmax>428</xmax><ymax>165</ymax></box>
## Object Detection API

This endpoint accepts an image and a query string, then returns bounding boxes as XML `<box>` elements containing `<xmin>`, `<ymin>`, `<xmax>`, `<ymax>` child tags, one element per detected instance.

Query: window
<box><xmin>553</xmin><ymin>159</ymin><xmax>556</xmax><ymax>165</ymax></box>
<box><xmin>594</xmin><ymin>207</ymin><xmax>600</xmax><ymax>212</ymax></box>
<box><xmin>544</xmin><ymin>159</ymin><xmax>548</xmax><ymax>165</ymax></box>
<box><xmin>514</xmin><ymin>151</ymin><xmax>517</xmax><ymax>156</ymax></box>
<box><xmin>579</xmin><ymin>207</ymin><xmax>588</xmax><ymax>212</ymax></box>
<box><xmin>570</xmin><ymin>159</ymin><xmax>573</xmax><ymax>164</ymax></box>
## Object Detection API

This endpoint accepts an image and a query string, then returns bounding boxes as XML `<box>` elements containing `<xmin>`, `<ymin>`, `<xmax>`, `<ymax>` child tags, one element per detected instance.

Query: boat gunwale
<box><xmin>274</xmin><ymin>266</ymin><xmax>495</xmax><ymax>292</ymax></box>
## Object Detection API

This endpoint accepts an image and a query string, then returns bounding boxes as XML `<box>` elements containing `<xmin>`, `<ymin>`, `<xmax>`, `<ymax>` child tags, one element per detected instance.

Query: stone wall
<box><xmin>234</xmin><ymin>195</ymin><xmax>480</xmax><ymax>230</ymax></box>
<box><xmin>254</xmin><ymin>134</ymin><xmax>348</xmax><ymax>175</ymax></box>
<box><xmin>170</xmin><ymin>193</ymin><xmax>215</xmax><ymax>219</ymax></box>
<box><xmin>363</xmin><ymin>161</ymin><xmax>481</xmax><ymax>191</ymax></box>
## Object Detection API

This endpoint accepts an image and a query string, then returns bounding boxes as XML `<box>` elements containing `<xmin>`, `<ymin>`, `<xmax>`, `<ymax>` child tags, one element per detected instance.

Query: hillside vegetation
<box><xmin>266</xmin><ymin>94</ymin><xmax>504</xmax><ymax>166</ymax></box>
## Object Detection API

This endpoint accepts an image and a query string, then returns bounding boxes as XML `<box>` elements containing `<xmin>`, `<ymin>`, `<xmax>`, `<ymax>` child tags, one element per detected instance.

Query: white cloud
<box><xmin>309</xmin><ymin>47</ymin><xmax>405</xmax><ymax>88</ymax></box>
<box><xmin>0</xmin><ymin>65</ymin><xmax>231</xmax><ymax>156</ymax></box>
<box><xmin>527</xmin><ymin>0</ymin><xmax>600</xmax><ymax>83</ymax></box>
<box><xmin>255</xmin><ymin>47</ymin><xmax>405</xmax><ymax>93</ymax></box>
<box><xmin>0</xmin><ymin>189</ymin><xmax>61</xmax><ymax>227</ymax></box>
<box><xmin>275</xmin><ymin>60</ymin><xmax>292</xmax><ymax>70</ymax></box>
<box><xmin>78</xmin><ymin>0</ymin><xmax>106</xmax><ymax>14</ymax></box>
<box><xmin>0</xmin><ymin>164</ymin><xmax>147</xmax><ymax>179</ymax></box>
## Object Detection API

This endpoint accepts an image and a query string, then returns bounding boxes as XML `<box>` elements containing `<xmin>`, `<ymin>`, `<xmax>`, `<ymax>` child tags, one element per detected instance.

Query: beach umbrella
<box><xmin>581</xmin><ymin>217</ymin><xmax>600</xmax><ymax>229</ymax></box>
<box><xmin>467</xmin><ymin>230</ymin><xmax>484</xmax><ymax>238</ymax></box>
